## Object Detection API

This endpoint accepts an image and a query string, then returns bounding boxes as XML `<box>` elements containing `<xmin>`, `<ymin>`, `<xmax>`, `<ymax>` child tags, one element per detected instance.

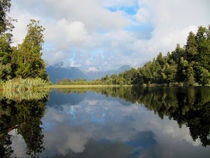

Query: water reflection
<box><xmin>0</xmin><ymin>87</ymin><xmax>210</xmax><ymax>157</ymax></box>
<box><xmin>0</xmin><ymin>94</ymin><xmax>48</xmax><ymax>158</ymax></box>
<box><xmin>55</xmin><ymin>87</ymin><xmax>210</xmax><ymax>147</ymax></box>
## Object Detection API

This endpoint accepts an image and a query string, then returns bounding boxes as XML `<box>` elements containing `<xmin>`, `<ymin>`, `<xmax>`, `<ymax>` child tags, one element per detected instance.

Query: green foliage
<box><xmin>0</xmin><ymin>0</ymin><xmax>11</xmax><ymax>34</ymax></box>
<box><xmin>0</xmin><ymin>0</ymin><xmax>16</xmax><ymax>83</ymax></box>
<box><xmin>0</xmin><ymin>35</ymin><xmax>13</xmax><ymax>81</ymax></box>
<box><xmin>198</xmin><ymin>67</ymin><xmax>210</xmax><ymax>85</ymax></box>
<box><xmin>186</xmin><ymin>32</ymin><xmax>197</xmax><ymax>62</ymax></box>
<box><xmin>15</xmin><ymin>19</ymin><xmax>48</xmax><ymax>80</ymax></box>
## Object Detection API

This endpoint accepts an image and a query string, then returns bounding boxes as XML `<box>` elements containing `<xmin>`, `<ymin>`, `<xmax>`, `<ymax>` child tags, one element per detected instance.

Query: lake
<box><xmin>0</xmin><ymin>87</ymin><xmax>210</xmax><ymax>158</ymax></box>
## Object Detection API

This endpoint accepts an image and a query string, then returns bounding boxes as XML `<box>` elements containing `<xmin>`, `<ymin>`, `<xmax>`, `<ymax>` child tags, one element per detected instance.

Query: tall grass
<box><xmin>1</xmin><ymin>78</ymin><xmax>50</xmax><ymax>91</ymax></box>
<box><xmin>0</xmin><ymin>78</ymin><xmax>50</xmax><ymax>101</ymax></box>
<box><xmin>0</xmin><ymin>89</ymin><xmax>49</xmax><ymax>101</ymax></box>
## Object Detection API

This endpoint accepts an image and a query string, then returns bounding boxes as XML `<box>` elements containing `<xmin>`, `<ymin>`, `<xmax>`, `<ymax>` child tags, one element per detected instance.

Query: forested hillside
<box><xmin>96</xmin><ymin>26</ymin><xmax>210</xmax><ymax>86</ymax></box>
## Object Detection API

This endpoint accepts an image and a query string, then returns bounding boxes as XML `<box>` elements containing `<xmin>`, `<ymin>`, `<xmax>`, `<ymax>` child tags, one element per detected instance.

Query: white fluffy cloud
<box><xmin>9</xmin><ymin>0</ymin><xmax>210</xmax><ymax>71</ymax></box>
<box><xmin>46</xmin><ymin>19</ymin><xmax>89</xmax><ymax>49</ymax></box>
<box><xmin>134</xmin><ymin>0</ymin><xmax>210</xmax><ymax>56</ymax></box>
<box><xmin>101</xmin><ymin>0</ymin><xmax>137</xmax><ymax>7</ymax></box>
<box><xmin>9</xmin><ymin>4</ymin><xmax>38</xmax><ymax>45</ymax></box>
<box><xmin>44</xmin><ymin>0</ymin><xmax>130</xmax><ymax>31</ymax></box>
<box><xmin>136</xmin><ymin>8</ymin><xmax>150</xmax><ymax>23</ymax></box>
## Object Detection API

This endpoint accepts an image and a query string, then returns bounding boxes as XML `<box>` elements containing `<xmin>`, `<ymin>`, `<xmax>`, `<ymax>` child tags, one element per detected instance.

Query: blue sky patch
<box><xmin>125</xmin><ymin>23</ymin><xmax>154</xmax><ymax>40</ymax></box>
<box><xmin>104</xmin><ymin>0</ymin><xmax>139</xmax><ymax>16</ymax></box>
<box><xmin>43</xmin><ymin>42</ymin><xmax>56</xmax><ymax>52</ymax></box>
<box><xmin>106</xmin><ymin>6</ymin><xmax>138</xmax><ymax>15</ymax></box>
<box><xmin>90</xmin><ymin>49</ymin><xmax>105</xmax><ymax>60</ymax></box>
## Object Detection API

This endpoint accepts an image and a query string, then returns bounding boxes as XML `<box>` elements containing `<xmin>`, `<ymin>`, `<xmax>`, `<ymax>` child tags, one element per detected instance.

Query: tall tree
<box><xmin>0</xmin><ymin>0</ymin><xmax>15</xmax><ymax>81</ymax></box>
<box><xmin>195</xmin><ymin>26</ymin><xmax>210</xmax><ymax>71</ymax></box>
<box><xmin>0</xmin><ymin>0</ymin><xmax>11</xmax><ymax>34</ymax></box>
<box><xmin>15</xmin><ymin>19</ymin><xmax>48</xmax><ymax>80</ymax></box>
<box><xmin>0</xmin><ymin>36</ymin><xmax>13</xmax><ymax>81</ymax></box>
<box><xmin>186</xmin><ymin>32</ymin><xmax>197</xmax><ymax>62</ymax></box>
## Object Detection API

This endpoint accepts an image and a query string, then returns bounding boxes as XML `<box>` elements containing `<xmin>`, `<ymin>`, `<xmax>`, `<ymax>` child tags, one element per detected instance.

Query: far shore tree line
<box><xmin>0</xmin><ymin>0</ymin><xmax>48</xmax><ymax>85</ymax></box>
<box><xmin>57</xmin><ymin>26</ymin><xmax>210</xmax><ymax>86</ymax></box>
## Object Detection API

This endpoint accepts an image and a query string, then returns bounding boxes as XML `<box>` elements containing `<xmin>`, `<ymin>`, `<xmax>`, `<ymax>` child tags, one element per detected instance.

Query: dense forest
<box><xmin>0</xmin><ymin>0</ymin><xmax>48</xmax><ymax>85</ymax></box>
<box><xmin>58</xmin><ymin>26</ymin><xmax>210</xmax><ymax>86</ymax></box>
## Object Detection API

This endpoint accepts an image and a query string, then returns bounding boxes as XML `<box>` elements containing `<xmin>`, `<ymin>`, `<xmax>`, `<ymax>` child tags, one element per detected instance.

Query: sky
<box><xmin>9</xmin><ymin>0</ymin><xmax>210</xmax><ymax>72</ymax></box>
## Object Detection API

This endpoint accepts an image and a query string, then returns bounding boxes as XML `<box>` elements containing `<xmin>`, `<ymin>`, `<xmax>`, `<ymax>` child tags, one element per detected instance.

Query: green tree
<box><xmin>195</xmin><ymin>26</ymin><xmax>210</xmax><ymax>71</ymax></box>
<box><xmin>0</xmin><ymin>36</ymin><xmax>13</xmax><ymax>81</ymax></box>
<box><xmin>194</xmin><ymin>63</ymin><xmax>210</xmax><ymax>86</ymax></box>
<box><xmin>156</xmin><ymin>52</ymin><xmax>165</xmax><ymax>66</ymax></box>
<box><xmin>186</xmin><ymin>66</ymin><xmax>195</xmax><ymax>85</ymax></box>
<box><xmin>105</xmin><ymin>74</ymin><xmax>108</xmax><ymax>80</ymax></box>
<box><xmin>171</xmin><ymin>44</ymin><xmax>185</xmax><ymax>63</ymax></box>
<box><xmin>198</xmin><ymin>67</ymin><xmax>210</xmax><ymax>85</ymax></box>
<box><xmin>63</xmin><ymin>78</ymin><xmax>67</xmax><ymax>85</ymax></box>
<box><xmin>15</xmin><ymin>19</ymin><xmax>48</xmax><ymax>80</ymax></box>
<box><xmin>186</xmin><ymin>32</ymin><xmax>197</xmax><ymax>62</ymax></box>
<box><xmin>0</xmin><ymin>0</ymin><xmax>11</xmax><ymax>34</ymax></box>
<box><xmin>0</xmin><ymin>0</ymin><xmax>16</xmax><ymax>81</ymax></box>
<box><xmin>67</xmin><ymin>78</ymin><xmax>72</xmax><ymax>83</ymax></box>
<box><xmin>164</xmin><ymin>63</ymin><xmax>177</xmax><ymax>83</ymax></box>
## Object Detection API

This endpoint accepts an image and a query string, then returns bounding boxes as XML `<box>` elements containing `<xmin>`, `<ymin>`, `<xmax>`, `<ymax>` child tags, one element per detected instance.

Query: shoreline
<box><xmin>47</xmin><ymin>83</ymin><xmax>210</xmax><ymax>89</ymax></box>
<box><xmin>47</xmin><ymin>85</ymin><xmax>132</xmax><ymax>88</ymax></box>
<box><xmin>1</xmin><ymin>82</ymin><xmax>209</xmax><ymax>90</ymax></box>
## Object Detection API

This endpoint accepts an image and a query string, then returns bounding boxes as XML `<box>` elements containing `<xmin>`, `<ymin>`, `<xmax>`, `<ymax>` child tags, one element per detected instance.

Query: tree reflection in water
<box><xmin>0</xmin><ymin>95</ymin><xmax>48</xmax><ymax>158</ymax></box>
<box><xmin>58</xmin><ymin>87</ymin><xmax>210</xmax><ymax>147</ymax></box>
<box><xmin>0</xmin><ymin>87</ymin><xmax>209</xmax><ymax>158</ymax></box>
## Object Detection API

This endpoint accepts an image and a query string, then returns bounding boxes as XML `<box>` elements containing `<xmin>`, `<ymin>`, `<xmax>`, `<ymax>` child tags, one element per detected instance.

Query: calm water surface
<box><xmin>0</xmin><ymin>87</ymin><xmax>210</xmax><ymax>158</ymax></box>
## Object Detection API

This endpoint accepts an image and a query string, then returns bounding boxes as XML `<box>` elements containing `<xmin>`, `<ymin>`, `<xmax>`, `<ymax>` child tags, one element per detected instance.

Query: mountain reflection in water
<box><xmin>0</xmin><ymin>87</ymin><xmax>210</xmax><ymax>158</ymax></box>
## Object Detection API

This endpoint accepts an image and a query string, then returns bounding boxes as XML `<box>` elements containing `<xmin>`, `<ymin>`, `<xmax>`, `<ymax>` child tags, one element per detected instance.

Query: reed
<box><xmin>0</xmin><ymin>89</ymin><xmax>49</xmax><ymax>101</ymax></box>
<box><xmin>0</xmin><ymin>78</ymin><xmax>50</xmax><ymax>91</ymax></box>
<box><xmin>0</xmin><ymin>78</ymin><xmax>50</xmax><ymax>101</ymax></box>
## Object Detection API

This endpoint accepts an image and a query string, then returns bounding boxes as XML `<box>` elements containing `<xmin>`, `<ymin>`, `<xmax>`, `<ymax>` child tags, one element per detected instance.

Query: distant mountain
<box><xmin>47</xmin><ymin>65</ymin><xmax>131</xmax><ymax>83</ymax></box>
<box><xmin>85</xmin><ymin>65</ymin><xmax>131</xmax><ymax>81</ymax></box>
<box><xmin>47</xmin><ymin>66</ymin><xmax>87</xmax><ymax>83</ymax></box>
<box><xmin>116</xmin><ymin>65</ymin><xmax>132</xmax><ymax>73</ymax></box>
